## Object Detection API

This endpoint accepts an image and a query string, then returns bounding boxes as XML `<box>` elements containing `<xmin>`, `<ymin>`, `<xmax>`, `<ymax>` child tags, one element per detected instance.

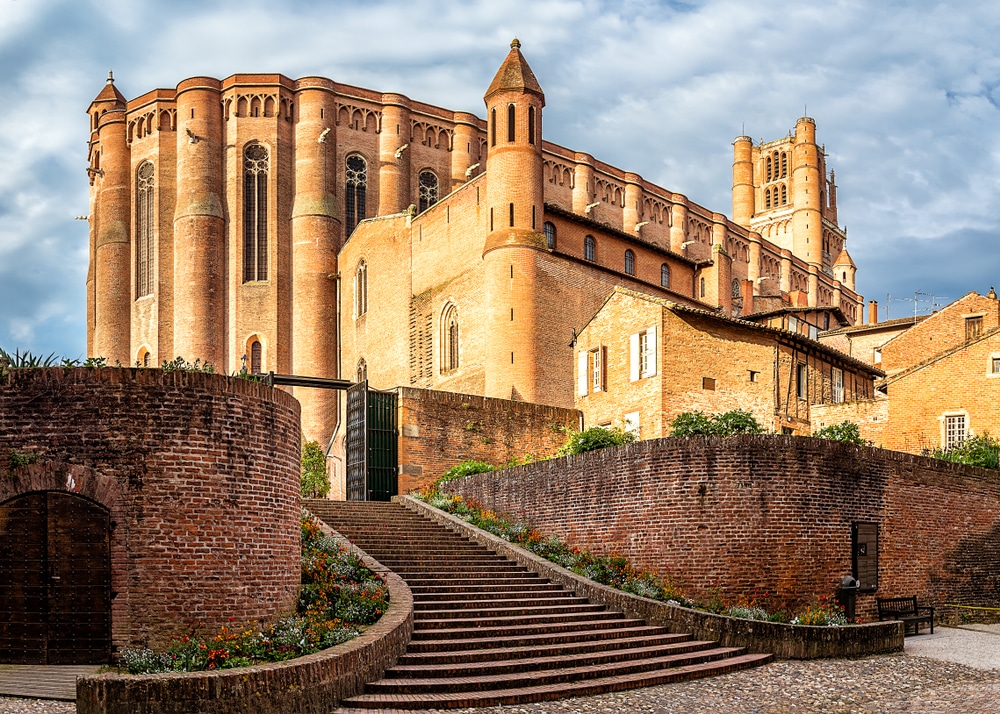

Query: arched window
<box><xmin>765</xmin><ymin>188</ymin><xmax>772</xmax><ymax>209</ymax></box>
<box><xmin>781</xmin><ymin>152</ymin><xmax>788</xmax><ymax>178</ymax></box>
<box><xmin>781</xmin><ymin>184</ymin><xmax>787</xmax><ymax>205</ymax></box>
<box><xmin>490</xmin><ymin>108</ymin><xmax>496</xmax><ymax>146</ymax></box>
<box><xmin>584</xmin><ymin>235</ymin><xmax>596</xmax><ymax>262</ymax></box>
<box><xmin>732</xmin><ymin>279</ymin><xmax>742</xmax><ymax>299</ymax></box>
<box><xmin>355</xmin><ymin>260</ymin><xmax>368</xmax><ymax>317</ymax></box>
<box><xmin>356</xmin><ymin>358</ymin><xmax>367</xmax><ymax>383</ymax></box>
<box><xmin>660</xmin><ymin>263</ymin><xmax>670</xmax><ymax>288</ymax></box>
<box><xmin>543</xmin><ymin>221</ymin><xmax>556</xmax><ymax>249</ymax></box>
<box><xmin>345</xmin><ymin>155</ymin><xmax>368</xmax><ymax>236</ymax></box>
<box><xmin>250</xmin><ymin>339</ymin><xmax>262</xmax><ymax>374</ymax></box>
<box><xmin>441</xmin><ymin>303</ymin><xmax>459</xmax><ymax>373</ymax></box>
<box><xmin>507</xmin><ymin>103</ymin><xmax>516</xmax><ymax>142</ymax></box>
<box><xmin>137</xmin><ymin>347</ymin><xmax>150</xmax><ymax>368</ymax></box>
<box><xmin>765</xmin><ymin>156</ymin><xmax>772</xmax><ymax>182</ymax></box>
<box><xmin>700</xmin><ymin>276</ymin><xmax>706</xmax><ymax>297</ymax></box>
<box><xmin>135</xmin><ymin>161</ymin><xmax>155</xmax><ymax>298</ymax></box>
<box><xmin>243</xmin><ymin>143</ymin><xmax>269</xmax><ymax>282</ymax></box>
<box><xmin>528</xmin><ymin>106</ymin><xmax>536</xmax><ymax>145</ymax></box>
<box><xmin>418</xmin><ymin>170</ymin><xmax>439</xmax><ymax>212</ymax></box>
<box><xmin>624</xmin><ymin>249</ymin><xmax>635</xmax><ymax>276</ymax></box>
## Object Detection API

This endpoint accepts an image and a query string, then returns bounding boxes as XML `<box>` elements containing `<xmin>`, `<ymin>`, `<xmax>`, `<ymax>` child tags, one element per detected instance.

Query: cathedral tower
<box><xmin>482</xmin><ymin>39</ymin><xmax>547</xmax><ymax>402</ymax></box>
<box><xmin>173</xmin><ymin>78</ymin><xmax>225</xmax><ymax>367</ymax></box>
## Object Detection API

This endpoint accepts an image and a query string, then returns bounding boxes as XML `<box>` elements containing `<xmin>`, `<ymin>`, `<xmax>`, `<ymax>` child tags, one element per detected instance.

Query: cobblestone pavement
<box><xmin>4</xmin><ymin>651</ymin><xmax>1000</xmax><ymax>713</ymax></box>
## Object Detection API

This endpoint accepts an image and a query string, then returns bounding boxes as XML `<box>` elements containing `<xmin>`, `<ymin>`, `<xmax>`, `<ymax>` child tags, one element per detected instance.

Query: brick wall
<box><xmin>810</xmin><ymin>398</ymin><xmax>890</xmax><ymax>445</ymax></box>
<box><xmin>0</xmin><ymin>368</ymin><xmax>301</xmax><ymax>650</ymax></box>
<box><xmin>444</xmin><ymin>435</ymin><xmax>1000</xmax><ymax>620</ymax></box>
<box><xmin>396</xmin><ymin>387</ymin><xmax>579</xmax><ymax>493</ymax></box>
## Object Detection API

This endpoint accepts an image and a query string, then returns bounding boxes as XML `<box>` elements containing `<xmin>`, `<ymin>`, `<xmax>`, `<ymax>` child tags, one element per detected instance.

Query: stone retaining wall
<box><xmin>400</xmin><ymin>495</ymin><xmax>904</xmax><ymax>659</ymax></box>
<box><xmin>440</xmin><ymin>435</ymin><xmax>1000</xmax><ymax>621</ymax></box>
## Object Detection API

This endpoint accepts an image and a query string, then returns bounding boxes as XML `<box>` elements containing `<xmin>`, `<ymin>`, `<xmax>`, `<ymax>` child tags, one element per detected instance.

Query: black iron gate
<box><xmin>345</xmin><ymin>381</ymin><xmax>398</xmax><ymax>501</ymax></box>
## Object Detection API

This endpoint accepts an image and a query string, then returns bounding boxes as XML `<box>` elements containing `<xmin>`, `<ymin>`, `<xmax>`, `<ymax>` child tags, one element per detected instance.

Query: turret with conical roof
<box><xmin>482</xmin><ymin>40</ymin><xmax>548</xmax><ymax>404</ymax></box>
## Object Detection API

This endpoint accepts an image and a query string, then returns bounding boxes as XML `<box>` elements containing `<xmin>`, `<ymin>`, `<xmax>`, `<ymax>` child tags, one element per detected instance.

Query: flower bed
<box><xmin>117</xmin><ymin>514</ymin><xmax>389</xmax><ymax>673</ymax></box>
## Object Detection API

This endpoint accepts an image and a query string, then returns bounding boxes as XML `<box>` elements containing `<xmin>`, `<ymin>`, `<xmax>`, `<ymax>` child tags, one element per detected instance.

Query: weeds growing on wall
<box><xmin>115</xmin><ymin>514</ymin><xmax>389</xmax><ymax>674</ymax></box>
<box><xmin>555</xmin><ymin>426</ymin><xmax>636</xmax><ymax>456</ymax></box>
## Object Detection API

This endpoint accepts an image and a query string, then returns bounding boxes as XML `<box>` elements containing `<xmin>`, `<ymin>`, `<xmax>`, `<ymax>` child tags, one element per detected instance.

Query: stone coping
<box><xmin>399</xmin><ymin>494</ymin><xmax>904</xmax><ymax>660</ymax></box>
<box><xmin>76</xmin><ymin>514</ymin><xmax>413</xmax><ymax>714</ymax></box>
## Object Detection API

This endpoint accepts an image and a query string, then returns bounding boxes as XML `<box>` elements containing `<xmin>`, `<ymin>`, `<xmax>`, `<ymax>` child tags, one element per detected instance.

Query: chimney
<box><xmin>868</xmin><ymin>300</ymin><xmax>878</xmax><ymax>325</ymax></box>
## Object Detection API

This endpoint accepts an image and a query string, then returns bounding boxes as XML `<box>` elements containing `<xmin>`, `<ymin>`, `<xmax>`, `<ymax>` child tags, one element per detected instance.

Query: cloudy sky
<box><xmin>2</xmin><ymin>0</ymin><xmax>999</xmax><ymax>358</ymax></box>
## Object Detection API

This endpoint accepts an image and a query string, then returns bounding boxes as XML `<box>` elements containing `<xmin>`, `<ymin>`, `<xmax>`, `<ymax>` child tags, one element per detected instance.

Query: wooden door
<box><xmin>0</xmin><ymin>492</ymin><xmax>111</xmax><ymax>664</ymax></box>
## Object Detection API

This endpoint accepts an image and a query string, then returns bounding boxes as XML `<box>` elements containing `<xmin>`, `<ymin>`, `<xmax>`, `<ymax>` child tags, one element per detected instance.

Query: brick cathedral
<box><xmin>86</xmin><ymin>40</ymin><xmax>862</xmax><ymax>447</ymax></box>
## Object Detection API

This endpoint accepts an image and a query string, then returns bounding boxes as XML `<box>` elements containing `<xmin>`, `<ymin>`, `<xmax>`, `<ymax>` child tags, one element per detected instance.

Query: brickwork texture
<box><xmin>444</xmin><ymin>435</ymin><xmax>1000</xmax><ymax>621</ymax></box>
<box><xmin>0</xmin><ymin>367</ymin><xmax>301</xmax><ymax>650</ymax></box>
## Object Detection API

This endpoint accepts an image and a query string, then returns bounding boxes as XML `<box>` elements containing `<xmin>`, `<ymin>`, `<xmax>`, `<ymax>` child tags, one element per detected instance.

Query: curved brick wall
<box><xmin>444</xmin><ymin>435</ymin><xmax>1000</xmax><ymax>621</ymax></box>
<box><xmin>0</xmin><ymin>368</ymin><xmax>301</xmax><ymax>649</ymax></box>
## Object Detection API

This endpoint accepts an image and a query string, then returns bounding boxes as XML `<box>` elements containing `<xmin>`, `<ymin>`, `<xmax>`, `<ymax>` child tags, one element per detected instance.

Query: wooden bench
<box><xmin>877</xmin><ymin>596</ymin><xmax>934</xmax><ymax>635</ymax></box>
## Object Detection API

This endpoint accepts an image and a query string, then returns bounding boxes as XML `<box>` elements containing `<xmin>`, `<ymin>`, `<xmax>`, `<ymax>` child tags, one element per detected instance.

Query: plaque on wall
<box><xmin>852</xmin><ymin>521</ymin><xmax>879</xmax><ymax>592</ymax></box>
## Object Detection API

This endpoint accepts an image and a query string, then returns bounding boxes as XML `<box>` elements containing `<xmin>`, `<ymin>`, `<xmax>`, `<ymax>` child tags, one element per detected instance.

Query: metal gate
<box><xmin>345</xmin><ymin>381</ymin><xmax>398</xmax><ymax>501</ymax></box>
<box><xmin>0</xmin><ymin>491</ymin><xmax>112</xmax><ymax>664</ymax></box>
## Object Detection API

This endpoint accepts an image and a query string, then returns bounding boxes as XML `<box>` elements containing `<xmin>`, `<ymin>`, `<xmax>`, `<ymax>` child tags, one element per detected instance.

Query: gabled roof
<box><xmin>580</xmin><ymin>287</ymin><xmax>884</xmax><ymax>378</ymax></box>
<box><xmin>485</xmin><ymin>39</ymin><xmax>544</xmax><ymax>103</ymax></box>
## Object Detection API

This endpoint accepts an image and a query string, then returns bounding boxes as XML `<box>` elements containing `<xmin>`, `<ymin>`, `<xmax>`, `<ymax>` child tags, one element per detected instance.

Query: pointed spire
<box><xmin>92</xmin><ymin>69</ymin><xmax>126</xmax><ymax>108</ymax></box>
<box><xmin>833</xmin><ymin>248</ymin><xmax>856</xmax><ymax>268</ymax></box>
<box><xmin>485</xmin><ymin>39</ymin><xmax>544</xmax><ymax>105</ymax></box>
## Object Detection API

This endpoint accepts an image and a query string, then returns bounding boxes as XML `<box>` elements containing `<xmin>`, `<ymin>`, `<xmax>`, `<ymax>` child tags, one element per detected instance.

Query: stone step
<box><xmin>336</xmin><ymin>653</ymin><xmax>773</xmax><ymax>710</ymax></box>
<box><xmin>394</xmin><ymin>632</ymin><xmax>694</xmax><ymax>666</ymax></box>
<box><xmin>406</xmin><ymin>621</ymin><xmax>661</xmax><ymax>649</ymax></box>
<box><xmin>310</xmin><ymin>500</ymin><xmax>773</xmax><ymax>711</ymax></box>
<box><xmin>369</xmin><ymin>645</ymin><xmax>746</xmax><ymax>694</ymax></box>
<box><xmin>414</xmin><ymin>609</ymin><xmax>624</xmax><ymax>630</ymax></box>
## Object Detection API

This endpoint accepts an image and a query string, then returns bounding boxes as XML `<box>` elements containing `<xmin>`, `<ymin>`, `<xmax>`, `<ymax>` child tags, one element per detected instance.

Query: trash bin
<box><xmin>836</xmin><ymin>575</ymin><xmax>860</xmax><ymax>620</ymax></box>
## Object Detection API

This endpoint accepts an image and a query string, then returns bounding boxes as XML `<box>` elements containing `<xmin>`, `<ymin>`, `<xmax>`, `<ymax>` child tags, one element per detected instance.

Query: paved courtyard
<box><xmin>2</xmin><ymin>627</ymin><xmax>999</xmax><ymax>713</ymax></box>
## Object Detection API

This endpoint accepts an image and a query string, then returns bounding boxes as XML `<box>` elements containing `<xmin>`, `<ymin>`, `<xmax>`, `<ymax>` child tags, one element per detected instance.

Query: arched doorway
<box><xmin>0</xmin><ymin>492</ymin><xmax>111</xmax><ymax>664</ymax></box>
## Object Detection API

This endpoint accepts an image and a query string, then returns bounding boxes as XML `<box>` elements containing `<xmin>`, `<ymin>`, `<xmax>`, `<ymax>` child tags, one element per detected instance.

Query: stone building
<box><xmin>813</xmin><ymin>289</ymin><xmax>1000</xmax><ymax>452</ymax></box>
<box><xmin>572</xmin><ymin>288</ymin><xmax>881</xmax><ymax>436</ymax></box>
<box><xmin>85</xmin><ymin>41</ymin><xmax>864</xmax><ymax>446</ymax></box>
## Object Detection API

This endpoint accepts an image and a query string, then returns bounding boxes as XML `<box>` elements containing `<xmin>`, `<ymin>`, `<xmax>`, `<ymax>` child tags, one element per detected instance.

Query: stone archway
<box><xmin>0</xmin><ymin>491</ymin><xmax>111</xmax><ymax>664</ymax></box>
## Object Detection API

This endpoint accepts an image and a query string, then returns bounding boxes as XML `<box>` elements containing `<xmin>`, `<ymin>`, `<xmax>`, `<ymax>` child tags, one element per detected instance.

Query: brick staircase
<box><xmin>307</xmin><ymin>500</ymin><xmax>771</xmax><ymax>711</ymax></box>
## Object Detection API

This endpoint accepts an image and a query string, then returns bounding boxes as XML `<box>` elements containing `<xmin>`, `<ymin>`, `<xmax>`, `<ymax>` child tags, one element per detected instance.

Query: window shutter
<box><xmin>578</xmin><ymin>352</ymin><xmax>589</xmax><ymax>397</ymax></box>
<box><xmin>601</xmin><ymin>345</ymin><xmax>608</xmax><ymax>391</ymax></box>
<box><xmin>647</xmin><ymin>325</ymin><xmax>658</xmax><ymax>377</ymax></box>
<box><xmin>629</xmin><ymin>333</ymin><xmax>640</xmax><ymax>382</ymax></box>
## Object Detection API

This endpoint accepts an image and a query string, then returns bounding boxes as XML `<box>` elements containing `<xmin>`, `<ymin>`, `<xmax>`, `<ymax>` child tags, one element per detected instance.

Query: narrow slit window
<box><xmin>507</xmin><ymin>103</ymin><xmax>516</xmax><ymax>142</ymax></box>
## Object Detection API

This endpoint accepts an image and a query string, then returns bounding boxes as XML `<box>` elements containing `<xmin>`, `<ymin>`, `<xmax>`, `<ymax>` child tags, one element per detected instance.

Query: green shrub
<box><xmin>439</xmin><ymin>460</ymin><xmax>496</xmax><ymax>483</ymax></box>
<box><xmin>932</xmin><ymin>433</ymin><xmax>1000</xmax><ymax>470</ymax></box>
<box><xmin>812</xmin><ymin>421</ymin><xmax>867</xmax><ymax>445</ymax></box>
<box><xmin>556</xmin><ymin>426</ymin><xmax>636</xmax><ymax>456</ymax></box>
<box><xmin>669</xmin><ymin>409</ymin><xmax>763</xmax><ymax>437</ymax></box>
<box><xmin>300</xmin><ymin>441</ymin><xmax>330</xmax><ymax>498</ymax></box>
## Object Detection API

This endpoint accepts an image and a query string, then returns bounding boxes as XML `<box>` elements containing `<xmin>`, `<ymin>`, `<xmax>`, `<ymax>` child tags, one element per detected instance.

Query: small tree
<box><xmin>812</xmin><ymin>421</ymin><xmax>867</xmax><ymax>445</ymax></box>
<box><xmin>301</xmin><ymin>440</ymin><xmax>330</xmax><ymax>498</ymax></box>
<box><xmin>556</xmin><ymin>426</ymin><xmax>636</xmax><ymax>456</ymax></box>
<box><xmin>668</xmin><ymin>411</ymin><xmax>716</xmax><ymax>436</ymax></box>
